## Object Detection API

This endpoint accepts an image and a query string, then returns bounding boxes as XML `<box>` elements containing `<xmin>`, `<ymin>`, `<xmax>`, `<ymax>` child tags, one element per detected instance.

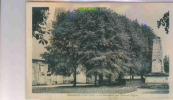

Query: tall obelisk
<box><xmin>151</xmin><ymin>36</ymin><xmax>165</xmax><ymax>73</ymax></box>
<box><xmin>145</xmin><ymin>36</ymin><xmax>169</xmax><ymax>85</ymax></box>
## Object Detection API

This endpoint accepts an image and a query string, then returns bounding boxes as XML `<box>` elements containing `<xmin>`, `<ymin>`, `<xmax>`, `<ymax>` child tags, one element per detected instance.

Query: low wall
<box><xmin>145</xmin><ymin>76</ymin><xmax>168</xmax><ymax>84</ymax></box>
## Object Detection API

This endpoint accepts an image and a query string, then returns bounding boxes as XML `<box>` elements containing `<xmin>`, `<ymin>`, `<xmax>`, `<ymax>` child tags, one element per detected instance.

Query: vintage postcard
<box><xmin>26</xmin><ymin>1</ymin><xmax>173</xmax><ymax>99</ymax></box>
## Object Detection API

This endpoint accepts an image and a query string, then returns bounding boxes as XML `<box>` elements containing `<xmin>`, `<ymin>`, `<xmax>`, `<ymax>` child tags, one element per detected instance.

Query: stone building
<box><xmin>32</xmin><ymin>59</ymin><xmax>48</xmax><ymax>85</ymax></box>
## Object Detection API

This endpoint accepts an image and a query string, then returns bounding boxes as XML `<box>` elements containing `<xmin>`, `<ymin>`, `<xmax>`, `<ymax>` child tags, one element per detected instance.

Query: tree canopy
<box><xmin>41</xmin><ymin>7</ymin><xmax>156</xmax><ymax>85</ymax></box>
<box><xmin>41</xmin><ymin>51</ymin><xmax>74</xmax><ymax>77</ymax></box>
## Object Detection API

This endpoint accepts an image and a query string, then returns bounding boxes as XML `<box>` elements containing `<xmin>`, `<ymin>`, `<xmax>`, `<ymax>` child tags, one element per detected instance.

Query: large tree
<box><xmin>72</xmin><ymin>8</ymin><xmax>133</xmax><ymax>85</ymax></box>
<box><xmin>43</xmin><ymin>8</ymin><xmax>133</xmax><ymax>86</ymax></box>
<box><xmin>42</xmin><ymin>7</ymin><xmax>155</xmax><ymax>86</ymax></box>
<box><xmin>42</xmin><ymin>10</ymin><xmax>83</xmax><ymax>86</ymax></box>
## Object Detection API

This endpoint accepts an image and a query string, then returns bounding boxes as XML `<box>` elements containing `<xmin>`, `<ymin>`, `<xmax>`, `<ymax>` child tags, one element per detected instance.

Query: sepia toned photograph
<box><xmin>26</xmin><ymin>1</ymin><xmax>173</xmax><ymax>99</ymax></box>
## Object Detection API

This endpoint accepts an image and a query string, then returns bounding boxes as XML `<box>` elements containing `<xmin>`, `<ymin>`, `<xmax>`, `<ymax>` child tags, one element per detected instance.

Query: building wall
<box><xmin>86</xmin><ymin>75</ymin><xmax>96</xmax><ymax>84</ymax></box>
<box><xmin>145</xmin><ymin>77</ymin><xmax>168</xmax><ymax>84</ymax></box>
<box><xmin>56</xmin><ymin>75</ymin><xmax>63</xmax><ymax>84</ymax></box>
<box><xmin>51</xmin><ymin>75</ymin><xmax>63</xmax><ymax>84</ymax></box>
<box><xmin>32</xmin><ymin>62</ymin><xmax>38</xmax><ymax>85</ymax></box>
<box><xmin>32</xmin><ymin>60</ymin><xmax>48</xmax><ymax>85</ymax></box>
<box><xmin>77</xmin><ymin>72</ymin><xmax>87</xmax><ymax>83</ymax></box>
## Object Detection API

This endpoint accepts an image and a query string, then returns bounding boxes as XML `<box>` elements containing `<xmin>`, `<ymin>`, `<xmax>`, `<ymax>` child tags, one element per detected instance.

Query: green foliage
<box><xmin>78</xmin><ymin>7</ymin><xmax>98</xmax><ymax>13</ymax></box>
<box><xmin>32</xmin><ymin>7</ymin><xmax>50</xmax><ymax>45</ymax></box>
<box><xmin>164</xmin><ymin>55</ymin><xmax>169</xmax><ymax>73</ymax></box>
<box><xmin>119</xmin><ymin>16</ymin><xmax>155</xmax><ymax>76</ymax></box>
<box><xmin>41</xmin><ymin>48</ymin><xmax>75</xmax><ymax>76</ymax></box>
<box><xmin>42</xmin><ymin>7</ymin><xmax>155</xmax><ymax>79</ymax></box>
<box><xmin>131</xmin><ymin>23</ymin><xmax>155</xmax><ymax>76</ymax></box>
<box><xmin>157</xmin><ymin>11</ymin><xmax>169</xmax><ymax>34</ymax></box>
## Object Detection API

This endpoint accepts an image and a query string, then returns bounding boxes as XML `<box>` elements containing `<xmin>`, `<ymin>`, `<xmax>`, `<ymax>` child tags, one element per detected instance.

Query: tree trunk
<box><xmin>130</xmin><ymin>67</ymin><xmax>132</xmax><ymax>80</ymax></box>
<box><xmin>118</xmin><ymin>73</ymin><xmax>122</xmax><ymax>82</ymax></box>
<box><xmin>132</xmin><ymin>74</ymin><xmax>134</xmax><ymax>80</ymax></box>
<box><xmin>73</xmin><ymin>66</ymin><xmax>77</xmax><ymax>87</ymax></box>
<box><xmin>99</xmin><ymin>73</ymin><xmax>103</xmax><ymax>86</ymax></box>
<box><xmin>141</xmin><ymin>74</ymin><xmax>144</xmax><ymax>80</ymax></box>
<box><xmin>118</xmin><ymin>73</ymin><xmax>125</xmax><ymax>85</ymax></box>
<box><xmin>95</xmin><ymin>72</ymin><xmax>97</xmax><ymax>86</ymax></box>
<box><xmin>108</xmin><ymin>74</ymin><xmax>111</xmax><ymax>85</ymax></box>
<box><xmin>141</xmin><ymin>74</ymin><xmax>145</xmax><ymax>82</ymax></box>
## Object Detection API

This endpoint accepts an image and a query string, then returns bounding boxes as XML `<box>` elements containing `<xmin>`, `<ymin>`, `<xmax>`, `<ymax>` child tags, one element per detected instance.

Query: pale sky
<box><xmin>32</xmin><ymin>2</ymin><xmax>173</xmax><ymax>60</ymax></box>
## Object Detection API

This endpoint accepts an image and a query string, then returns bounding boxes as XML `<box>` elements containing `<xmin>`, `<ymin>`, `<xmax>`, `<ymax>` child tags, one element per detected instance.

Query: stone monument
<box><xmin>145</xmin><ymin>36</ymin><xmax>169</xmax><ymax>85</ymax></box>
